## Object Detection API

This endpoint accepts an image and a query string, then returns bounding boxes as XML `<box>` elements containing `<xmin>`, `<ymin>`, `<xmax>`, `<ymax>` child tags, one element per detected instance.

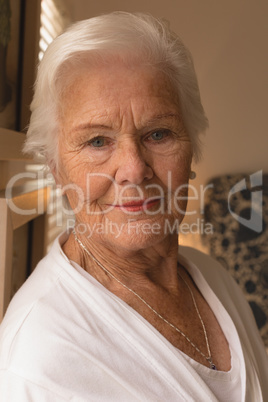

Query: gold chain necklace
<box><xmin>72</xmin><ymin>228</ymin><xmax>217</xmax><ymax>370</ymax></box>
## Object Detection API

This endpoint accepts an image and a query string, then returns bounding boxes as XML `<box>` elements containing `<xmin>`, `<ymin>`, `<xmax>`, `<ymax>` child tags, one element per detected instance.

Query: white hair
<box><xmin>24</xmin><ymin>11</ymin><xmax>208</xmax><ymax>169</ymax></box>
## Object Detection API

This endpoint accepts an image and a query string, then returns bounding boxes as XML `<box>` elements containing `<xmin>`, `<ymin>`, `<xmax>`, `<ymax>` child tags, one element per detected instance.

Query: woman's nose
<box><xmin>114</xmin><ymin>143</ymin><xmax>153</xmax><ymax>185</ymax></box>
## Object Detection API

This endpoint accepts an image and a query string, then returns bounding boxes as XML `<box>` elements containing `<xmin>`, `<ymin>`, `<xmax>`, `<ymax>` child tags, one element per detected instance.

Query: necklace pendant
<box><xmin>210</xmin><ymin>362</ymin><xmax>217</xmax><ymax>370</ymax></box>
<box><xmin>207</xmin><ymin>357</ymin><xmax>217</xmax><ymax>370</ymax></box>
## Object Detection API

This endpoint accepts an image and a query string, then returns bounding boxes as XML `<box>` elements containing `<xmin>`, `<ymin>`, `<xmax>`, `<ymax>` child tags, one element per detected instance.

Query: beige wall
<box><xmin>66</xmin><ymin>0</ymin><xmax>268</xmax><ymax>217</ymax></box>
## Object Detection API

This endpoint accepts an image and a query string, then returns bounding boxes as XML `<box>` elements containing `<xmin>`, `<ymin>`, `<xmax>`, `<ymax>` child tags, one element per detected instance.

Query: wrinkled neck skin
<box><xmin>63</xmin><ymin>229</ymin><xmax>182</xmax><ymax>295</ymax></box>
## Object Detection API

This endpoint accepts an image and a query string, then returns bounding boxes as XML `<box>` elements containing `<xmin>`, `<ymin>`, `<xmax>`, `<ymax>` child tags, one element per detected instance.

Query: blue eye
<box><xmin>150</xmin><ymin>131</ymin><xmax>167</xmax><ymax>141</ymax></box>
<box><xmin>151</xmin><ymin>131</ymin><xmax>163</xmax><ymax>140</ymax></box>
<box><xmin>89</xmin><ymin>137</ymin><xmax>105</xmax><ymax>147</ymax></box>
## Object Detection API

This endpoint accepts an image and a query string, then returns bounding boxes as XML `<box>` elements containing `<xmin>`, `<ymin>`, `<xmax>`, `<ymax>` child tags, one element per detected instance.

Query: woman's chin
<box><xmin>90</xmin><ymin>215</ymin><xmax>180</xmax><ymax>253</ymax></box>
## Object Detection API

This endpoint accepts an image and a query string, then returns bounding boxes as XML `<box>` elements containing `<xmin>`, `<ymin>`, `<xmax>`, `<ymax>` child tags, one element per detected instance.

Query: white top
<box><xmin>71</xmin><ymin>258</ymin><xmax>242</xmax><ymax>402</ymax></box>
<box><xmin>0</xmin><ymin>231</ymin><xmax>267</xmax><ymax>401</ymax></box>
<box><xmin>180</xmin><ymin>350</ymin><xmax>241</xmax><ymax>402</ymax></box>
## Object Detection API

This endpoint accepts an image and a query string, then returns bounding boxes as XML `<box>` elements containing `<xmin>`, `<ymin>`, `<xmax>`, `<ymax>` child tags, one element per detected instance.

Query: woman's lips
<box><xmin>107</xmin><ymin>198</ymin><xmax>162</xmax><ymax>212</ymax></box>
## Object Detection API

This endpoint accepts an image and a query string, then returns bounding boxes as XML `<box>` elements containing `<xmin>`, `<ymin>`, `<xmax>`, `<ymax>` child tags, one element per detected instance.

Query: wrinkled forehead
<box><xmin>55</xmin><ymin>51</ymin><xmax>178</xmax><ymax>105</ymax></box>
<box><xmin>57</xmin><ymin>60</ymin><xmax>181</xmax><ymax>135</ymax></box>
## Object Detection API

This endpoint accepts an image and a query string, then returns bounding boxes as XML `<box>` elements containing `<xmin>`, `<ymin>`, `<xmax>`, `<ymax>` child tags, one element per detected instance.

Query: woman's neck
<box><xmin>62</xmin><ymin>230</ymin><xmax>181</xmax><ymax>294</ymax></box>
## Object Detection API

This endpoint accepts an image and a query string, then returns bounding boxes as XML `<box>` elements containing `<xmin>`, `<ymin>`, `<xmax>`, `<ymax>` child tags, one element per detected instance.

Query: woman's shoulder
<box><xmin>178</xmin><ymin>246</ymin><xmax>230</xmax><ymax>283</ymax></box>
<box><xmin>178</xmin><ymin>246</ymin><xmax>251</xmax><ymax>318</ymax></box>
<box><xmin>2</xmin><ymin>236</ymin><xmax>66</xmax><ymax>320</ymax></box>
<box><xmin>0</xmin><ymin>233</ymin><xmax>71</xmax><ymax>357</ymax></box>
<box><xmin>178</xmin><ymin>246</ymin><xmax>266</xmax><ymax>350</ymax></box>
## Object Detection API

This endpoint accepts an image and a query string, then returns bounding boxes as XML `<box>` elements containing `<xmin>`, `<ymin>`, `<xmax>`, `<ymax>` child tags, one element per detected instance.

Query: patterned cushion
<box><xmin>202</xmin><ymin>173</ymin><xmax>268</xmax><ymax>348</ymax></box>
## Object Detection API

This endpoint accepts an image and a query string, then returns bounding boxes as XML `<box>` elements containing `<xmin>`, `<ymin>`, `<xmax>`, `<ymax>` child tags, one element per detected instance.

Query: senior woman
<box><xmin>0</xmin><ymin>12</ymin><xmax>267</xmax><ymax>401</ymax></box>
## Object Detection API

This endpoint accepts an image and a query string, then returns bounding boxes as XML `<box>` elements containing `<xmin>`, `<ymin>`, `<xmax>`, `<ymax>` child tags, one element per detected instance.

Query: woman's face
<box><xmin>57</xmin><ymin>60</ymin><xmax>192</xmax><ymax>251</ymax></box>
